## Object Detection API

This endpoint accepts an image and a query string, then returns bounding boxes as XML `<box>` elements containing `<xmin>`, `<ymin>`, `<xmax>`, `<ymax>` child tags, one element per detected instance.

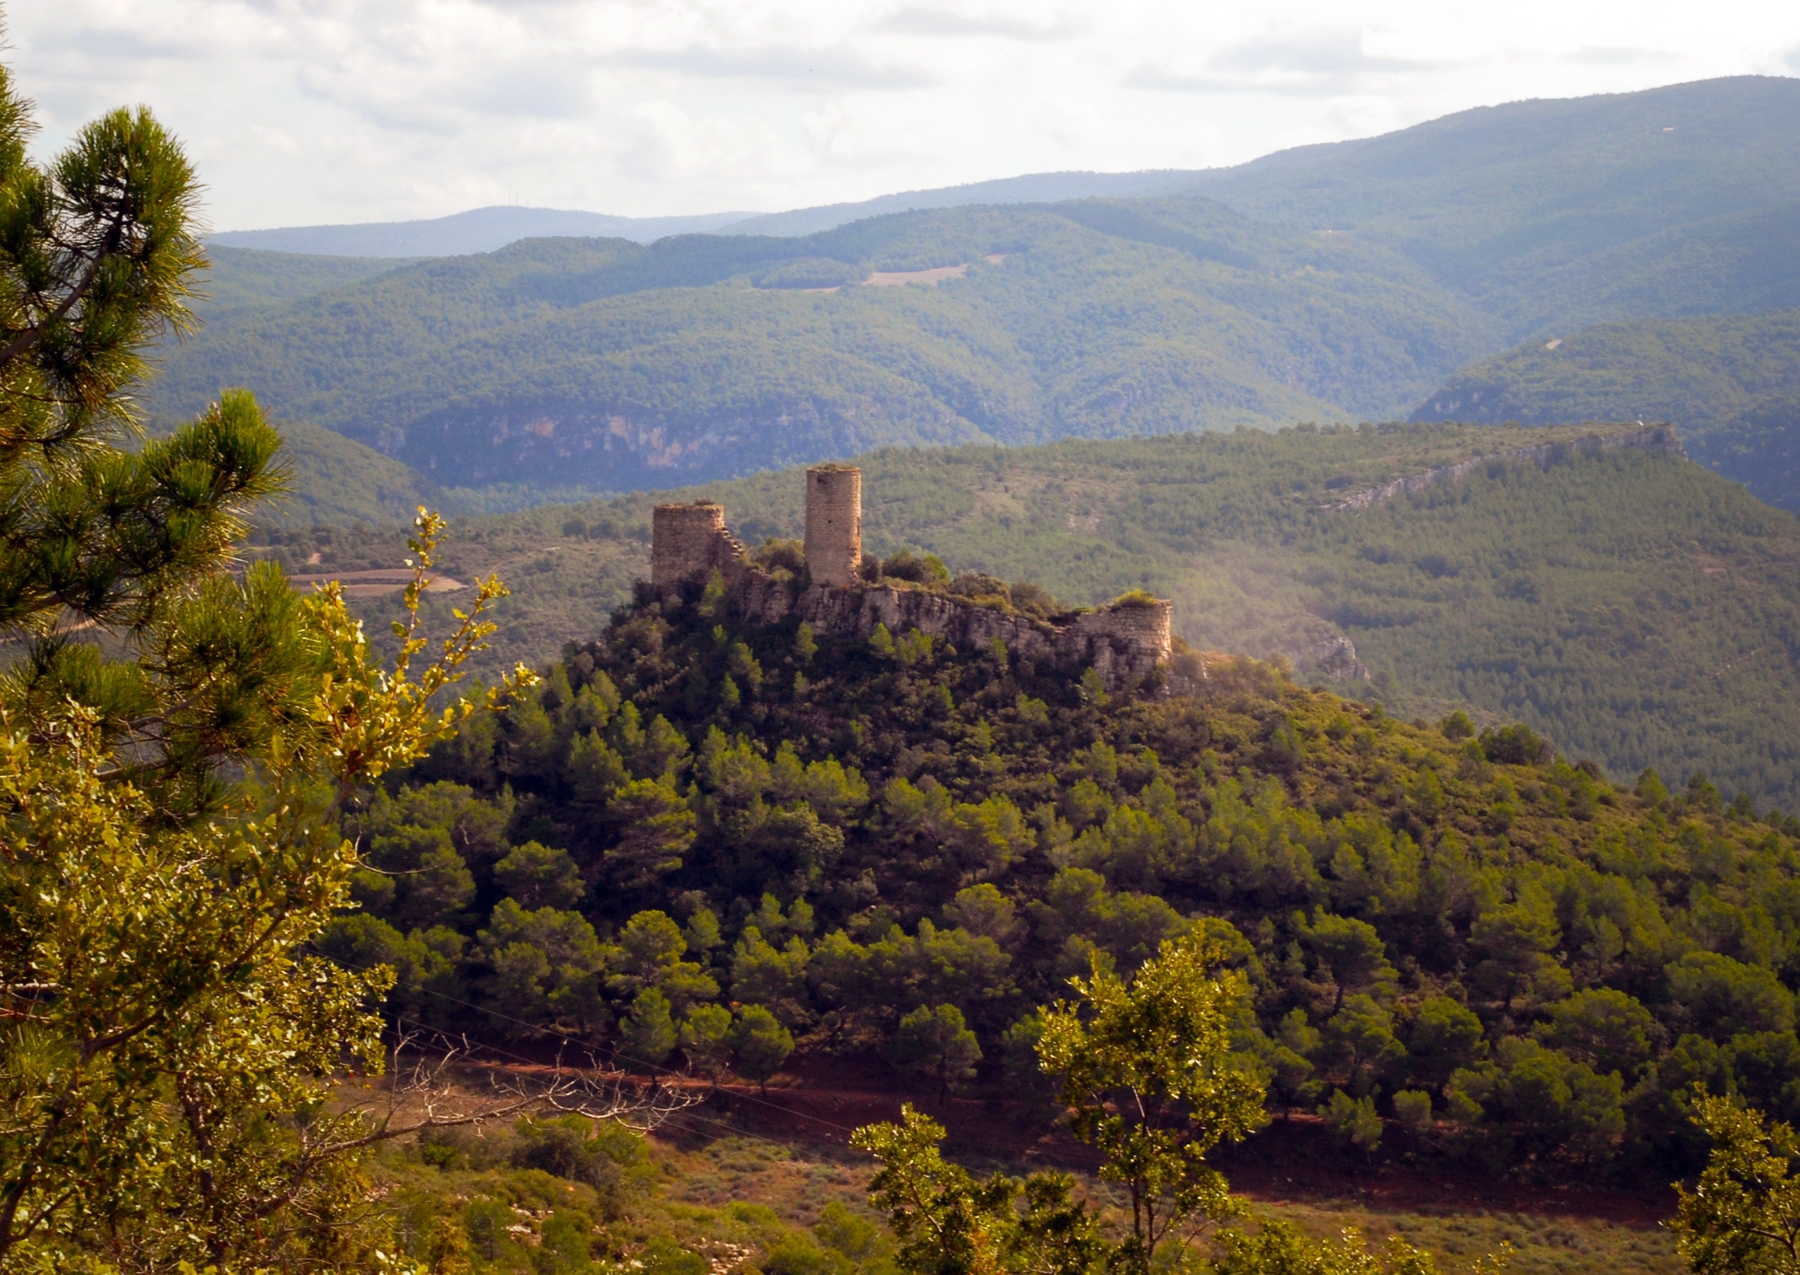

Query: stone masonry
<box><xmin>804</xmin><ymin>466</ymin><xmax>862</xmax><ymax>587</ymax></box>
<box><xmin>647</xmin><ymin>470</ymin><xmax>1174</xmax><ymax>692</ymax></box>
<box><xmin>650</xmin><ymin>502</ymin><xmax>746</xmax><ymax>589</ymax></box>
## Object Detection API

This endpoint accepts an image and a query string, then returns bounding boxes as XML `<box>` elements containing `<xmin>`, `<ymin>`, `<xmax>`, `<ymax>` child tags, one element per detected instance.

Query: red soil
<box><xmin>685</xmin><ymin>1062</ymin><xmax>1676</xmax><ymax>1229</ymax></box>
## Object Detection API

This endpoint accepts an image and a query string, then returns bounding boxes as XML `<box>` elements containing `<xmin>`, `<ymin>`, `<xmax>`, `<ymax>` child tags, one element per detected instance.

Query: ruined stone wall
<box><xmin>651</xmin><ymin>503</ymin><xmax>745</xmax><ymax>588</ymax></box>
<box><xmin>1067</xmin><ymin>600</ymin><xmax>1173</xmax><ymax>688</ymax></box>
<box><xmin>804</xmin><ymin>466</ymin><xmax>862</xmax><ymax>587</ymax></box>
<box><xmin>729</xmin><ymin>575</ymin><xmax>1173</xmax><ymax>693</ymax></box>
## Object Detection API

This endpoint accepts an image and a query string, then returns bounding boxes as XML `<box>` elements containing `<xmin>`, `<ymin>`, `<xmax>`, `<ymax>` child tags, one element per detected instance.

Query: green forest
<box><xmin>331</xmin><ymin>559</ymin><xmax>1800</xmax><ymax>1201</ymax></box>
<box><xmin>150</xmin><ymin>204</ymin><xmax>1487</xmax><ymax>493</ymax></box>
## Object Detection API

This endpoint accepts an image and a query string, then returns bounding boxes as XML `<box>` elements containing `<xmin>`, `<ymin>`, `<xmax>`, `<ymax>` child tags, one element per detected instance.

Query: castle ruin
<box><xmin>648</xmin><ymin>465</ymin><xmax>1175</xmax><ymax>692</ymax></box>
<box><xmin>650</xmin><ymin>502</ymin><xmax>746</xmax><ymax>589</ymax></box>
<box><xmin>804</xmin><ymin>466</ymin><xmax>862</xmax><ymax>587</ymax></box>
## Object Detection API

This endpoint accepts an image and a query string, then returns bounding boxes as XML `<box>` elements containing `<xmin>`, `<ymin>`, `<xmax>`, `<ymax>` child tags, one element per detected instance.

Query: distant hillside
<box><xmin>155</xmin><ymin>202</ymin><xmax>1491</xmax><ymax>491</ymax></box>
<box><xmin>191</xmin><ymin>246</ymin><xmax>415</xmax><ymax>318</ymax></box>
<box><xmin>252</xmin><ymin>423</ymin><xmax>1800</xmax><ymax>812</ymax></box>
<box><xmin>1188</xmin><ymin>75</ymin><xmax>1800</xmax><ymax>340</ymax></box>
<box><xmin>717</xmin><ymin>170</ymin><xmax>1209</xmax><ymax>237</ymax></box>
<box><xmin>257</xmin><ymin>418</ymin><xmax>437</xmax><ymax>529</ymax></box>
<box><xmin>1410</xmin><ymin>309</ymin><xmax>1800</xmax><ymax>509</ymax></box>
<box><xmin>206</xmin><ymin>173</ymin><xmax>1214</xmax><ymax>258</ymax></box>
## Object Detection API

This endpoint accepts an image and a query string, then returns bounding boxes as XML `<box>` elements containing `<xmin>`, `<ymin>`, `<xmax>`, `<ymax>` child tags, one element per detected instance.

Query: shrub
<box><xmin>1480</xmin><ymin>723</ymin><xmax>1551</xmax><ymax>766</ymax></box>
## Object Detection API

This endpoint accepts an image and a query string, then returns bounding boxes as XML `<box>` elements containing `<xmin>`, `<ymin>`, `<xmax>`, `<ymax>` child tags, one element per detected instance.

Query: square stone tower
<box><xmin>804</xmin><ymin>465</ymin><xmax>862</xmax><ymax>587</ymax></box>
<box><xmin>652</xmin><ymin>502</ymin><xmax>730</xmax><ymax>588</ymax></box>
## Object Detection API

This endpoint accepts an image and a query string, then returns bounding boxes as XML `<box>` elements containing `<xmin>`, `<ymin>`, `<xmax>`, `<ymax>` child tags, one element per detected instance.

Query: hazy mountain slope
<box><xmin>715</xmin><ymin>169</ymin><xmax>1209</xmax><ymax>236</ymax></box>
<box><xmin>1186</xmin><ymin>76</ymin><xmax>1800</xmax><ymax>338</ymax></box>
<box><xmin>192</xmin><ymin>246</ymin><xmax>416</xmax><ymax>318</ymax></box>
<box><xmin>1410</xmin><ymin>309</ymin><xmax>1800</xmax><ymax>509</ymax></box>
<box><xmin>261</xmin><ymin>419</ymin><xmax>437</xmax><ymax>528</ymax></box>
<box><xmin>205</xmin><ymin>172</ymin><xmax>1213</xmax><ymax>258</ymax></box>
<box><xmin>1494</xmin><ymin>201</ymin><xmax>1800</xmax><ymax>335</ymax></box>
<box><xmin>154</xmin><ymin>202</ymin><xmax>1492</xmax><ymax>491</ymax></box>
<box><xmin>255</xmin><ymin>424</ymin><xmax>1800</xmax><ymax>810</ymax></box>
<box><xmin>209</xmin><ymin>206</ymin><xmax>756</xmax><ymax>256</ymax></box>
<box><xmin>175</xmin><ymin>78</ymin><xmax>1800</xmax><ymax>502</ymax></box>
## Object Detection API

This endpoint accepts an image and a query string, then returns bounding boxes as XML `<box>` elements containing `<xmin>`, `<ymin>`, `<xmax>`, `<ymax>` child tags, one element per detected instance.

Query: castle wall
<box><xmin>805</xmin><ymin>467</ymin><xmax>862</xmax><ymax>587</ymax></box>
<box><xmin>652</xmin><ymin>503</ymin><xmax>745</xmax><ymax>589</ymax></box>
<box><xmin>1068</xmin><ymin>600</ymin><xmax>1173</xmax><ymax>687</ymax></box>
<box><xmin>730</xmin><ymin>577</ymin><xmax>1172</xmax><ymax>693</ymax></box>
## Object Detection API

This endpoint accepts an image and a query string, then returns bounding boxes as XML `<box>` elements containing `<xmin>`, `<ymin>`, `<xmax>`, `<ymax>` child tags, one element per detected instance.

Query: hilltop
<box><xmin>257</xmin><ymin>422</ymin><xmax>1800</xmax><ymax>812</ymax></box>
<box><xmin>190</xmin><ymin>245</ymin><xmax>417</xmax><ymax>318</ymax></box>
<box><xmin>1183</xmin><ymin>75</ymin><xmax>1800</xmax><ymax>337</ymax></box>
<box><xmin>1411</xmin><ymin>309</ymin><xmax>1800</xmax><ymax>510</ymax></box>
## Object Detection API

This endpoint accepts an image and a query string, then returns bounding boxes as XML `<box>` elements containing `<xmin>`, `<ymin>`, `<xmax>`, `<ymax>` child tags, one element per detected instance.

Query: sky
<box><xmin>14</xmin><ymin>0</ymin><xmax>1800</xmax><ymax>232</ymax></box>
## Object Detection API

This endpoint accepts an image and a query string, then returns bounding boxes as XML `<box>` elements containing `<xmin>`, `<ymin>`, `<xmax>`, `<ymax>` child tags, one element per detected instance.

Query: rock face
<box><xmin>1321</xmin><ymin>424</ymin><xmax>1685</xmax><ymax>513</ymax></box>
<box><xmin>1278</xmin><ymin>634</ymin><xmax>1370</xmax><ymax>682</ymax></box>
<box><xmin>650</xmin><ymin>471</ymin><xmax>1174</xmax><ymax>692</ymax></box>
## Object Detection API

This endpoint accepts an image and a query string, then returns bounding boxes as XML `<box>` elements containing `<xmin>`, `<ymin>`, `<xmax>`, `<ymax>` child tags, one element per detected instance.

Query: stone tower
<box><xmin>804</xmin><ymin>466</ymin><xmax>862</xmax><ymax>587</ymax></box>
<box><xmin>652</xmin><ymin>502</ymin><xmax>731</xmax><ymax>588</ymax></box>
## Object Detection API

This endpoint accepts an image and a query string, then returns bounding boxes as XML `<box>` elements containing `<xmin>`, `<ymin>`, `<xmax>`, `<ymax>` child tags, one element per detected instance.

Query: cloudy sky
<box><xmin>14</xmin><ymin>0</ymin><xmax>1800</xmax><ymax>231</ymax></box>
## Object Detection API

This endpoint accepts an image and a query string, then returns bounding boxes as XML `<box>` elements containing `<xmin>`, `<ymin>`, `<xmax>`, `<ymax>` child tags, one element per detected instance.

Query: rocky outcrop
<box><xmin>652</xmin><ymin>467</ymin><xmax>1175</xmax><ymax>693</ymax></box>
<box><xmin>1278</xmin><ymin>634</ymin><xmax>1370</xmax><ymax>682</ymax></box>
<box><xmin>1322</xmin><ymin>425</ymin><xmax>1685</xmax><ymax>513</ymax></box>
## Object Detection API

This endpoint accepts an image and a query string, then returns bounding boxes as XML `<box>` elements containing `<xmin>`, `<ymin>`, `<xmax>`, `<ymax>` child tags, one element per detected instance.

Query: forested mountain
<box><xmin>713</xmin><ymin>169</ymin><xmax>1213</xmax><ymax>237</ymax></box>
<box><xmin>208</xmin><ymin>172</ymin><xmax>1213</xmax><ymax>256</ymax></box>
<box><xmin>1410</xmin><ymin>309</ymin><xmax>1800</xmax><ymax>510</ymax></box>
<box><xmin>155</xmin><ymin>205</ymin><xmax>1488</xmax><ymax>491</ymax></box>
<box><xmin>260</xmin><ymin>419</ymin><xmax>439</xmax><ymax>528</ymax></box>
<box><xmin>189</xmin><ymin>245</ymin><xmax>417</xmax><ymax>317</ymax></box>
<box><xmin>257</xmin><ymin>423</ymin><xmax>1800</xmax><ymax>813</ymax></box>
<box><xmin>157</xmin><ymin>76</ymin><xmax>1800</xmax><ymax>500</ymax></box>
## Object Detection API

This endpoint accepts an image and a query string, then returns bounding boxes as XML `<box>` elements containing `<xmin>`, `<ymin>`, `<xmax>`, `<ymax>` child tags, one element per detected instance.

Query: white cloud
<box><xmin>1127</xmin><ymin>26</ymin><xmax>1454</xmax><ymax>97</ymax></box>
<box><xmin>875</xmin><ymin>7</ymin><xmax>1089</xmax><ymax>41</ymax></box>
<box><xmin>10</xmin><ymin>0</ymin><xmax>1800</xmax><ymax>230</ymax></box>
<box><xmin>613</xmin><ymin>44</ymin><xmax>935</xmax><ymax>89</ymax></box>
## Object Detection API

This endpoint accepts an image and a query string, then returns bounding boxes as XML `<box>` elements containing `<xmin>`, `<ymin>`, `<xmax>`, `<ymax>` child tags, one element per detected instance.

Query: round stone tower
<box><xmin>652</xmin><ymin>502</ymin><xmax>728</xmax><ymax>588</ymax></box>
<box><xmin>804</xmin><ymin>466</ymin><xmax>862</xmax><ymax>587</ymax></box>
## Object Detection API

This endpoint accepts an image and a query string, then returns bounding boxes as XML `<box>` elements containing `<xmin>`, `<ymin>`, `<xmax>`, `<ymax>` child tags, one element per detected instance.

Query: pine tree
<box><xmin>0</xmin><ymin>50</ymin><xmax>532</xmax><ymax>1270</ymax></box>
